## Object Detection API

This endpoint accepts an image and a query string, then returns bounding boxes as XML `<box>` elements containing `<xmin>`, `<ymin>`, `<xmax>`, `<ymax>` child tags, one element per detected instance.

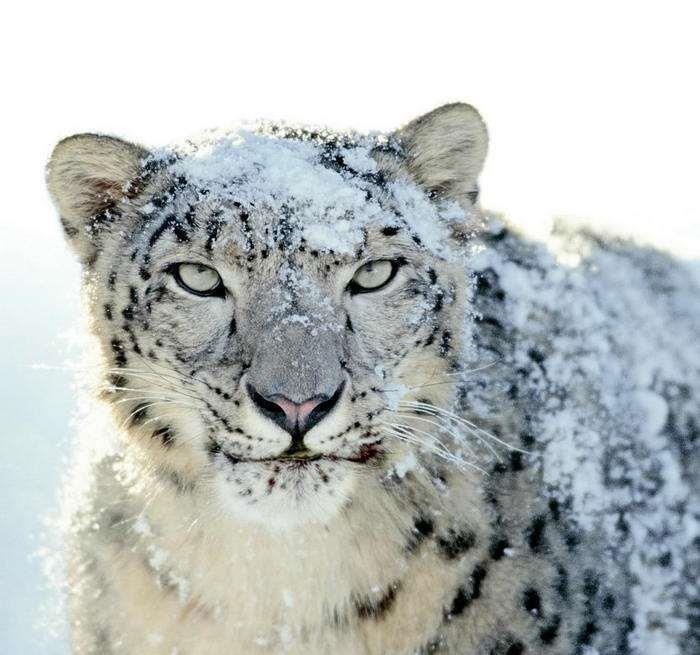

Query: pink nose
<box><xmin>269</xmin><ymin>395</ymin><xmax>326</xmax><ymax>430</ymax></box>
<box><xmin>247</xmin><ymin>383</ymin><xmax>344</xmax><ymax>436</ymax></box>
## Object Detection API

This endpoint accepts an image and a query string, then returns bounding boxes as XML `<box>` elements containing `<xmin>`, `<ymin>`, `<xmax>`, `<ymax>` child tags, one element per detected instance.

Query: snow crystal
<box><xmin>391</xmin><ymin>451</ymin><xmax>418</xmax><ymax>479</ymax></box>
<box><xmin>132</xmin><ymin>514</ymin><xmax>153</xmax><ymax>538</ymax></box>
<box><xmin>384</xmin><ymin>383</ymin><xmax>408</xmax><ymax>411</ymax></box>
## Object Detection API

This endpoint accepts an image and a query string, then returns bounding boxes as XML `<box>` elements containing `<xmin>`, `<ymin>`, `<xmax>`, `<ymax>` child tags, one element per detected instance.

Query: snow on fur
<box><xmin>45</xmin><ymin>117</ymin><xmax>699</xmax><ymax>654</ymax></box>
<box><xmin>464</xmin><ymin>219</ymin><xmax>699</xmax><ymax>653</ymax></box>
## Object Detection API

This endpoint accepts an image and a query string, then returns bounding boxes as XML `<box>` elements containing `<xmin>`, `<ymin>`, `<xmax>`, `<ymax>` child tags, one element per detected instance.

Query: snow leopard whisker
<box><xmin>400</xmin><ymin>401</ymin><xmax>527</xmax><ymax>454</ymax></box>
<box><xmin>380</xmin><ymin>426</ymin><xmax>452</xmax><ymax>464</ymax></box>
<box><xmin>394</xmin><ymin>412</ymin><xmax>479</xmax><ymax>459</ymax></box>
<box><xmin>387</xmin><ymin>360</ymin><xmax>502</xmax><ymax>393</ymax></box>
<box><xmin>105</xmin><ymin>364</ymin><xmax>197</xmax><ymax>386</ymax></box>
<box><xmin>386</xmin><ymin>421</ymin><xmax>455</xmax><ymax>458</ymax></box>
<box><xmin>382</xmin><ymin>420</ymin><xmax>474</xmax><ymax>466</ymax></box>
<box><xmin>381</xmin><ymin>425</ymin><xmax>486</xmax><ymax>474</ymax></box>
<box><xmin>424</xmin><ymin>360</ymin><xmax>500</xmax><ymax>379</ymax></box>
<box><xmin>397</xmin><ymin>403</ymin><xmax>501</xmax><ymax>461</ymax></box>
<box><xmin>136</xmin><ymin>354</ymin><xmax>234</xmax><ymax>398</ymax></box>
<box><xmin>113</xmin><ymin>395</ymin><xmax>200</xmax><ymax>407</ymax></box>
<box><xmin>104</xmin><ymin>384</ymin><xmax>200</xmax><ymax>400</ymax></box>
<box><xmin>104</xmin><ymin>373</ymin><xmax>205</xmax><ymax>403</ymax></box>
<box><xmin>119</xmin><ymin>401</ymin><xmax>176</xmax><ymax>430</ymax></box>
<box><xmin>108</xmin><ymin>366</ymin><xmax>199</xmax><ymax>392</ymax></box>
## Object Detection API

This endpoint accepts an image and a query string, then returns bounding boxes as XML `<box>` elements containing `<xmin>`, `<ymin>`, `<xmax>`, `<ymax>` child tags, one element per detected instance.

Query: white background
<box><xmin>1</xmin><ymin>2</ymin><xmax>698</xmax><ymax>651</ymax></box>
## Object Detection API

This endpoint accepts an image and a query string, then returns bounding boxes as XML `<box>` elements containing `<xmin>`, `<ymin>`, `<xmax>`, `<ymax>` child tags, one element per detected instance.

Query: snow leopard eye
<box><xmin>172</xmin><ymin>263</ymin><xmax>224</xmax><ymax>297</ymax></box>
<box><xmin>349</xmin><ymin>259</ymin><xmax>397</xmax><ymax>294</ymax></box>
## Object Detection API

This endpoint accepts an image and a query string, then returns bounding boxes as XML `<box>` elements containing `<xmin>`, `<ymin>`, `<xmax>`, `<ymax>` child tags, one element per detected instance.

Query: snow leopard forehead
<box><xmin>138</xmin><ymin>124</ymin><xmax>473</xmax><ymax>260</ymax></box>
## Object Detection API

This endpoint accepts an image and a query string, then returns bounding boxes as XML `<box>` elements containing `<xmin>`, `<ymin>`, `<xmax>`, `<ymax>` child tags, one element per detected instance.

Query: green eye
<box><xmin>349</xmin><ymin>260</ymin><xmax>397</xmax><ymax>294</ymax></box>
<box><xmin>173</xmin><ymin>263</ymin><xmax>224</xmax><ymax>297</ymax></box>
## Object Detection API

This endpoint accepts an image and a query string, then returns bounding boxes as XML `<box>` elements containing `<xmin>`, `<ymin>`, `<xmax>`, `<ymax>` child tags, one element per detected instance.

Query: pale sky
<box><xmin>3</xmin><ymin>2</ymin><xmax>699</xmax><ymax>258</ymax></box>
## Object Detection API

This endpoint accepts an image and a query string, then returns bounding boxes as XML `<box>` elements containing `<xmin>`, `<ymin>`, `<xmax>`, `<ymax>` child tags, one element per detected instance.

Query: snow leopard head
<box><xmin>47</xmin><ymin>104</ymin><xmax>488</xmax><ymax>527</ymax></box>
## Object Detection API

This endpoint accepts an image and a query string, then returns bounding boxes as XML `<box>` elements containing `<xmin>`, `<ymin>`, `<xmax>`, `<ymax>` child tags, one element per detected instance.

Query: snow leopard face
<box><xmin>47</xmin><ymin>105</ymin><xmax>488</xmax><ymax>527</ymax></box>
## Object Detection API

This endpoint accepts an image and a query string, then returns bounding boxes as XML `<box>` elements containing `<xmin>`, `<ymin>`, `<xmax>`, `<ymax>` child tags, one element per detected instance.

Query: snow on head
<box><xmin>153</xmin><ymin>124</ymin><xmax>466</xmax><ymax>258</ymax></box>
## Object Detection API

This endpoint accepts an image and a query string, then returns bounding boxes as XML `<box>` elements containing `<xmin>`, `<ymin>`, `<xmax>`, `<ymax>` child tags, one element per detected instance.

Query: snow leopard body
<box><xmin>46</xmin><ymin>104</ymin><xmax>699</xmax><ymax>654</ymax></box>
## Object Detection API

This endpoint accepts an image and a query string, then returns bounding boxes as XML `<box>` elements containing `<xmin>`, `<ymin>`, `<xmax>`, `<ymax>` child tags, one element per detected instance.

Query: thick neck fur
<box><xmin>74</xmin><ymin>426</ymin><xmax>485</xmax><ymax>655</ymax></box>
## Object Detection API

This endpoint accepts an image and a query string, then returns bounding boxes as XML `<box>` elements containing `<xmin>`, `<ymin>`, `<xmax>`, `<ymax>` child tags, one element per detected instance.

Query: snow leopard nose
<box><xmin>246</xmin><ymin>383</ymin><xmax>344</xmax><ymax>437</ymax></box>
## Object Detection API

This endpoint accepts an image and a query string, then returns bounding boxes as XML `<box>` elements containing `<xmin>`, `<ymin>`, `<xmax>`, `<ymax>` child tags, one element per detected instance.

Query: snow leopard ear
<box><xmin>378</xmin><ymin>103</ymin><xmax>488</xmax><ymax>209</ymax></box>
<box><xmin>46</xmin><ymin>134</ymin><xmax>148</xmax><ymax>263</ymax></box>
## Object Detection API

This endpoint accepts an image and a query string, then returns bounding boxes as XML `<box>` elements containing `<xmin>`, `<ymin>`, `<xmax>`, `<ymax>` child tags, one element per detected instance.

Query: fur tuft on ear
<box><xmin>46</xmin><ymin>134</ymin><xmax>148</xmax><ymax>261</ymax></box>
<box><xmin>378</xmin><ymin>103</ymin><xmax>488</xmax><ymax>208</ymax></box>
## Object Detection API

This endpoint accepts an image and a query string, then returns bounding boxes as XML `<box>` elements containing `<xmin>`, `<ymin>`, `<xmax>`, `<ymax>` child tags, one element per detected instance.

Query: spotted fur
<box><xmin>46</xmin><ymin>104</ymin><xmax>698</xmax><ymax>654</ymax></box>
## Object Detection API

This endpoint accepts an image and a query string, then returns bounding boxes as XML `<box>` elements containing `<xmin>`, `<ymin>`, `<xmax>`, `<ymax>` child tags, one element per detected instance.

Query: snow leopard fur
<box><xmin>46</xmin><ymin>103</ymin><xmax>699</xmax><ymax>654</ymax></box>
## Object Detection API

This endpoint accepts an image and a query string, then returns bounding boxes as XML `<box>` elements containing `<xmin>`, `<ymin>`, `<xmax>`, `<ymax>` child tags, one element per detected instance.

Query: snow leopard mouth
<box><xmin>220</xmin><ymin>440</ymin><xmax>384</xmax><ymax>467</ymax></box>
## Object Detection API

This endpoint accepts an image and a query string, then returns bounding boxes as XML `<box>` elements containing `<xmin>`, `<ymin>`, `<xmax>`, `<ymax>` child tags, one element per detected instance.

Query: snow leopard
<box><xmin>46</xmin><ymin>103</ymin><xmax>699</xmax><ymax>654</ymax></box>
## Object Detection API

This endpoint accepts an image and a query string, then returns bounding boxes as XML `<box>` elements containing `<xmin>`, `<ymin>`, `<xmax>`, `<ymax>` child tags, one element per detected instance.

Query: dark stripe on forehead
<box><xmin>148</xmin><ymin>213</ymin><xmax>191</xmax><ymax>251</ymax></box>
<box><xmin>205</xmin><ymin>212</ymin><xmax>224</xmax><ymax>252</ymax></box>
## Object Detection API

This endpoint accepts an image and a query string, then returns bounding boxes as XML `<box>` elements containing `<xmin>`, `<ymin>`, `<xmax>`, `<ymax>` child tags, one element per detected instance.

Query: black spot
<box><xmin>60</xmin><ymin>218</ymin><xmax>79</xmax><ymax>238</ymax></box>
<box><xmin>381</xmin><ymin>226</ymin><xmax>400</xmax><ymax>236</ymax></box>
<box><xmin>445</xmin><ymin>563</ymin><xmax>487</xmax><ymax>619</ymax></box>
<box><xmin>108</xmin><ymin>374</ymin><xmax>128</xmax><ymax>390</ymax></box>
<box><xmin>576</xmin><ymin>621</ymin><xmax>598</xmax><ymax>646</ymax></box>
<box><xmin>583</xmin><ymin>570</ymin><xmax>599</xmax><ymax>598</ymax></box>
<box><xmin>110</xmin><ymin>338</ymin><xmax>127</xmax><ymax>367</ymax></box>
<box><xmin>107</xmin><ymin>271</ymin><xmax>117</xmax><ymax>289</ymax></box>
<box><xmin>489</xmin><ymin>536</ymin><xmax>510</xmax><ymax>560</ymax></box>
<box><xmin>523</xmin><ymin>588</ymin><xmax>542</xmax><ymax>617</ymax></box>
<box><xmin>505</xmin><ymin>643</ymin><xmax>524</xmax><ymax>655</ymax></box>
<box><xmin>615</xmin><ymin>510</ymin><xmax>630</xmax><ymax>536</ymax></box>
<box><xmin>355</xmin><ymin>582</ymin><xmax>401</xmax><ymax>620</ymax></box>
<box><xmin>228</xmin><ymin>316</ymin><xmax>237</xmax><ymax>337</ymax></box>
<box><xmin>509</xmin><ymin>451</ymin><xmax>524</xmax><ymax>472</ymax></box>
<box><xmin>565</xmin><ymin>528</ymin><xmax>581</xmax><ymax>552</ymax></box>
<box><xmin>520</xmin><ymin>430</ymin><xmax>535</xmax><ymax>447</ymax></box>
<box><xmin>555</xmin><ymin>564</ymin><xmax>569</xmax><ymax>600</ymax></box>
<box><xmin>407</xmin><ymin>515</ymin><xmax>434</xmax><ymax>552</ymax></box>
<box><xmin>103</xmin><ymin>304</ymin><xmax>113</xmax><ymax>321</ymax></box>
<box><xmin>525</xmin><ymin>515</ymin><xmax>547</xmax><ymax>553</ymax></box>
<box><xmin>122</xmin><ymin>306</ymin><xmax>134</xmax><ymax>321</ymax></box>
<box><xmin>439</xmin><ymin>330</ymin><xmax>452</xmax><ymax>355</ymax></box>
<box><xmin>153</xmin><ymin>426</ymin><xmax>175</xmax><ymax>448</ymax></box>
<box><xmin>149</xmin><ymin>213</ymin><xmax>189</xmax><ymax>249</ymax></box>
<box><xmin>658</xmin><ymin>551</ymin><xmax>672</xmax><ymax>567</ymax></box>
<box><xmin>437</xmin><ymin>528</ymin><xmax>477</xmax><ymax>560</ymax></box>
<box><xmin>151</xmin><ymin>194</ymin><xmax>168</xmax><ymax>209</ymax></box>
<box><xmin>475</xmin><ymin>273</ymin><xmax>491</xmax><ymax>296</ymax></box>
<box><xmin>527</xmin><ymin>348</ymin><xmax>545</xmax><ymax>364</ymax></box>
<box><xmin>129</xmin><ymin>286</ymin><xmax>139</xmax><ymax>305</ymax></box>
<box><xmin>548</xmin><ymin>498</ymin><xmax>561</xmax><ymax>521</ymax></box>
<box><xmin>345</xmin><ymin>315</ymin><xmax>354</xmax><ymax>333</ymax></box>
<box><xmin>475</xmin><ymin>315</ymin><xmax>503</xmax><ymax>330</ymax></box>
<box><xmin>139</xmin><ymin>266</ymin><xmax>151</xmax><ymax>281</ymax></box>
<box><xmin>602</xmin><ymin>593</ymin><xmax>616</xmax><ymax>610</ymax></box>
<box><xmin>540</xmin><ymin>615</ymin><xmax>561</xmax><ymax>644</ymax></box>
<box><xmin>129</xmin><ymin>403</ymin><xmax>149</xmax><ymax>426</ymax></box>
<box><xmin>424</xmin><ymin>328</ymin><xmax>438</xmax><ymax>347</ymax></box>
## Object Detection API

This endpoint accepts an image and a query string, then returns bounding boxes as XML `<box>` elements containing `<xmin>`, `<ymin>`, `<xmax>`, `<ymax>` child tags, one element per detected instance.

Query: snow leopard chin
<box><xmin>212</xmin><ymin>457</ymin><xmax>361</xmax><ymax>529</ymax></box>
